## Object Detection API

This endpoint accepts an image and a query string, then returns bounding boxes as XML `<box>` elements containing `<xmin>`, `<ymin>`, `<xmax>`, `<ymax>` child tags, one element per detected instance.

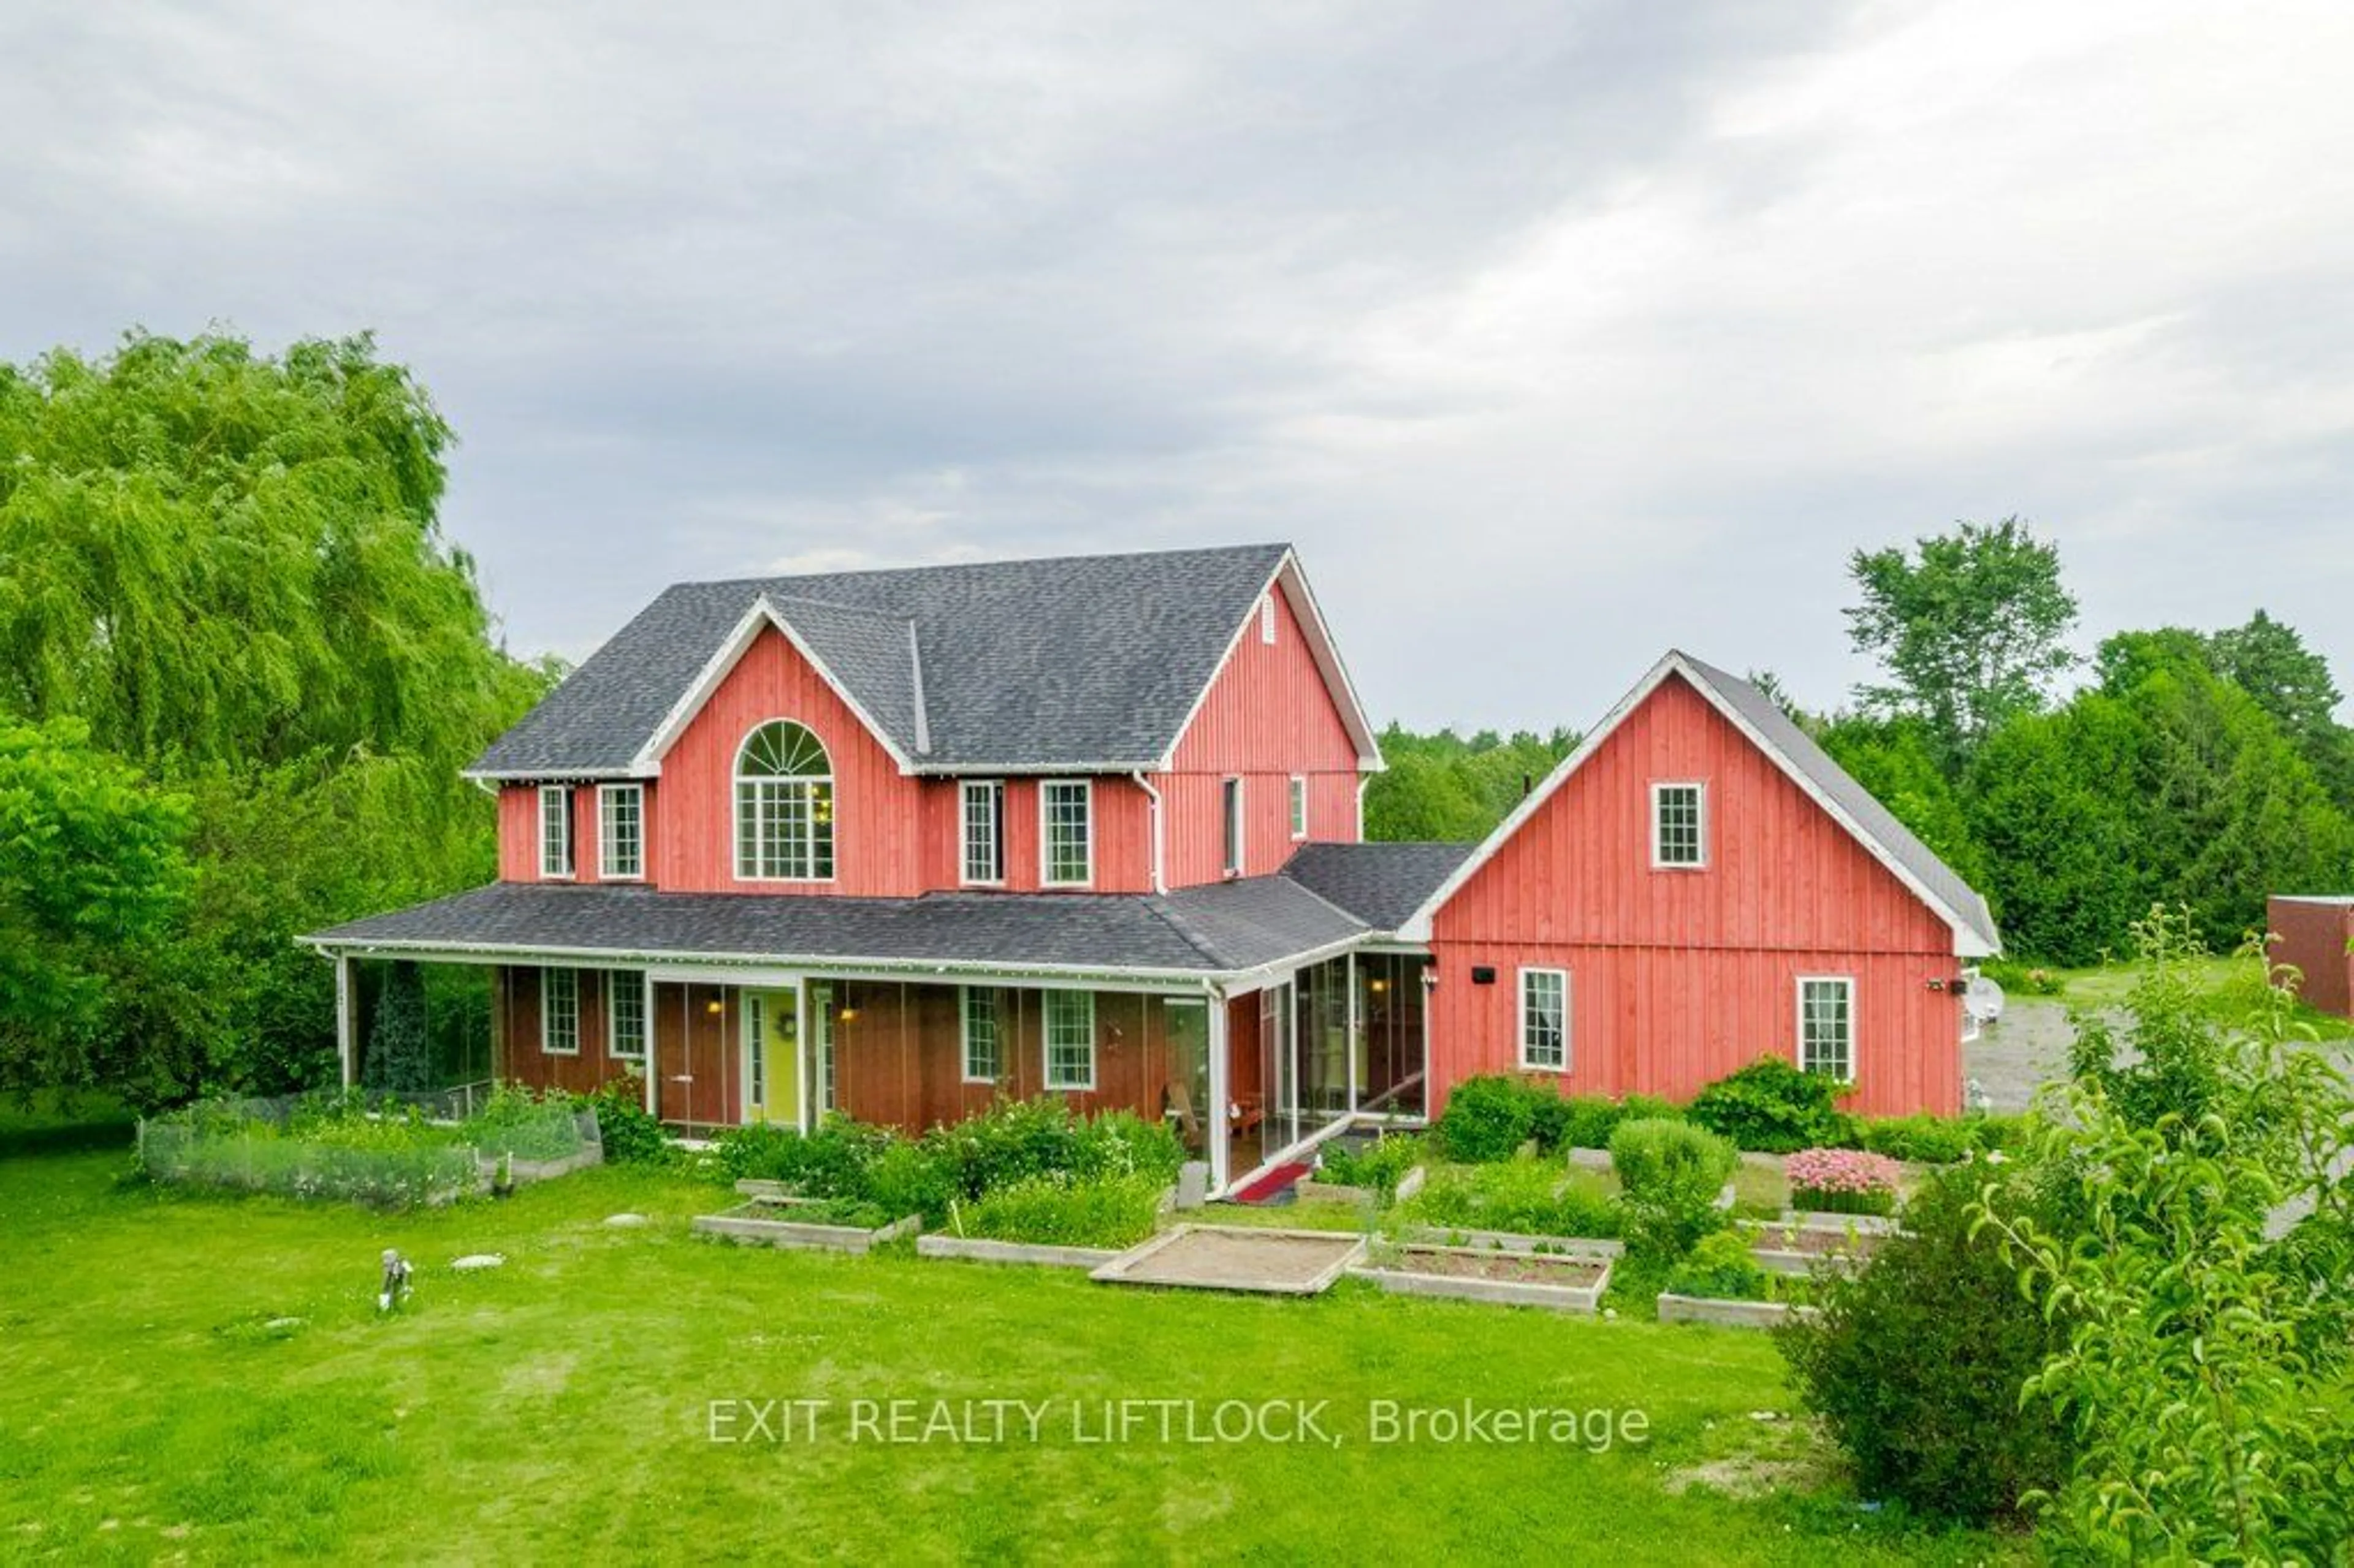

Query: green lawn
<box><xmin>2043</xmin><ymin>957</ymin><xmax>2354</xmax><ymax>1045</ymax></box>
<box><xmin>0</xmin><ymin>1144</ymin><xmax>2021</xmax><ymax>1565</ymax></box>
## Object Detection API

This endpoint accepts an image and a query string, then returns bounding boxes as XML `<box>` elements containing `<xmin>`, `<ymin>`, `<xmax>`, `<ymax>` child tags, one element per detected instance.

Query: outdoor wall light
<box><xmin>1368</xmin><ymin>978</ymin><xmax>1388</xmax><ymax>995</ymax></box>
<box><xmin>839</xmin><ymin>1007</ymin><xmax>860</xmax><ymax>1023</ymax></box>
<box><xmin>704</xmin><ymin>998</ymin><xmax>723</xmax><ymax>1016</ymax></box>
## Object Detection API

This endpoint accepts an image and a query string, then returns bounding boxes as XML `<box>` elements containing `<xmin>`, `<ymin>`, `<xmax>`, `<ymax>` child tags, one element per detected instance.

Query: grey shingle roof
<box><xmin>471</xmin><ymin>543</ymin><xmax>1294</xmax><ymax>775</ymax></box>
<box><xmin>304</xmin><ymin>876</ymin><xmax>1365</xmax><ymax>978</ymax></box>
<box><xmin>1677</xmin><ymin>653</ymin><xmax>2002</xmax><ymax>953</ymax></box>
<box><xmin>1280</xmin><ymin>841</ymin><xmax>1476</xmax><ymax>931</ymax></box>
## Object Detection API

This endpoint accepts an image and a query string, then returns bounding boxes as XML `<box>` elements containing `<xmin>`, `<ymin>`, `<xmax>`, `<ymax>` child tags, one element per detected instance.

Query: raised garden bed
<box><xmin>1092</xmin><ymin>1225</ymin><xmax>1366</xmax><ymax>1295</ymax></box>
<box><xmin>915</xmin><ymin>1234</ymin><xmax>1118</xmax><ymax>1269</ymax></box>
<box><xmin>1398</xmin><ymin>1224</ymin><xmax>1621</xmax><ymax>1257</ymax></box>
<box><xmin>1656</xmin><ymin>1292</ymin><xmax>1820</xmax><ymax>1330</ymax></box>
<box><xmin>1779</xmin><ymin>1208</ymin><xmax>1901</xmax><ymax>1235</ymax></box>
<box><xmin>693</xmin><ymin>1197</ymin><xmax>921</xmax><ymax>1254</ymax></box>
<box><xmin>1354</xmin><ymin>1244</ymin><xmax>1610</xmax><ymax>1312</ymax></box>
<box><xmin>1742</xmin><ymin>1219</ymin><xmax>1890</xmax><ymax>1277</ymax></box>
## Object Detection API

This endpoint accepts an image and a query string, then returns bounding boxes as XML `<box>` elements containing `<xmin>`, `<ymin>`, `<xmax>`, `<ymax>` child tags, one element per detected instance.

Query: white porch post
<box><xmin>1345</xmin><ymin>953</ymin><xmax>1360</xmax><ymax>1114</ymax></box>
<box><xmin>1206</xmin><ymin>988</ymin><xmax>1230</xmax><ymax>1194</ymax></box>
<box><xmin>642</xmin><ymin>969</ymin><xmax>658</xmax><ymax>1119</ymax></box>
<box><xmin>335</xmin><ymin>953</ymin><xmax>356</xmax><ymax>1089</ymax></box>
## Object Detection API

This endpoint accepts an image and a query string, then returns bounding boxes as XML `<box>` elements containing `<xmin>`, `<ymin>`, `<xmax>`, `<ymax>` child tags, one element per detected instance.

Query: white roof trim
<box><xmin>625</xmin><ymin>595</ymin><xmax>918</xmax><ymax>777</ymax></box>
<box><xmin>1156</xmin><ymin>549</ymin><xmax>1385</xmax><ymax>774</ymax></box>
<box><xmin>1395</xmin><ymin>651</ymin><xmax>1992</xmax><ymax>956</ymax></box>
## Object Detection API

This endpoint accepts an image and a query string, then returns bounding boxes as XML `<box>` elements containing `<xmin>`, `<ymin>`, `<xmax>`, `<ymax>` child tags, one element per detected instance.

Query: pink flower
<box><xmin>1785</xmin><ymin>1147</ymin><xmax>1903</xmax><ymax>1196</ymax></box>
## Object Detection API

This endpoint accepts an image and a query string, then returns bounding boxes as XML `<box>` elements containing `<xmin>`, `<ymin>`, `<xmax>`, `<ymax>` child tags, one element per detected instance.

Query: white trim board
<box><xmin>1394</xmin><ymin>650</ymin><xmax>1997</xmax><ymax>957</ymax></box>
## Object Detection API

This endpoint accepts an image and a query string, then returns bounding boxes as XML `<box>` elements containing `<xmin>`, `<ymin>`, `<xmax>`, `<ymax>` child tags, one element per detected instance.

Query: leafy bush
<box><xmin>1065</xmin><ymin>1108</ymin><xmax>1184</xmax><ymax>1186</ymax></box>
<box><xmin>1686</xmin><ymin>1057</ymin><xmax>1852</xmax><ymax>1152</ymax></box>
<box><xmin>864</xmin><ymin>1139</ymin><xmax>957</xmax><ymax>1223</ymax></box>
<box><xmin>710</xmin><ymin>1118</ymin><xmax>891</xmax><ymax>1198</ymax></box>
<box><xmin>574</xmin><ymin>1076</ymin><xmax>668</xmax><ymax>1165</ymax></box>
<box><xmin>1610</xmin><ymin>1117</ymin><xmax>1736</xmax><ymax>1259</ymax></box>
<box><xmin>1317</xmin><ymin>1133</ymin><xmax>1424</xmax><ymax>1195</ymax></box>
<box><xmin>1981</xmin><ymin>958</ymin><xmax>2064</xmax><ymax>997</ymax></box>
<box><xmin>1552</xmin><ymin>1092</ymin><xmax>1688</xmax><ymax>1151</ymax></box>
<box><xmin>1664</xmin><ymin>1230</ymin><xmax>1768</xmax><ymax>1302</ymax></box>
<box><xmin>1404</xmin><ymin>1158</ymin><xmax>1620</xmax><ymax>1240</ymax></box>
<box><xmin>1964</xmin><ymin>1113</ymin><xmax>2028</xmax><ymax>1152</ymax></box>
<box><xmin>1785</xmin><ymin>1147</ymin><xmax>1904</xmax><ymax>1217</ymax></box>
<box><xmin>1856</xmin><ymin>1114</ymin><xmax>1973</xmax><ymax>1165</ymax></box>
<box><xmin>461</xmin><ymin>1083</ymin><xmax>588</xmax><ymax>1162</ymax></box>
<box><xmin>1778</xmin><ymin>1167</ymin><xmax>2071</xmax><ymax>1524</ymax></box>
<box><xmin>137</xmin><ymin>1095</ymin><xmax>479</xmax><ymax>1208</ymax></box>
<box><xmin>1433</xmin><ymin>1075</ymin><xmax>1540</xmax><ymax>1162</ymax></box>
<box><xmin>953</xmin><ymin>1173</ymin><xmax>1165</xmax><ymax>1249</ymax></box>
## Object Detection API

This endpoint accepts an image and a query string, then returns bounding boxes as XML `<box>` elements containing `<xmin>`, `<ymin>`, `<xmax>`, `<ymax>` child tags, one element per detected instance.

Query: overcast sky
<box><xmin>5</xmin><ymin>2</ymin><xmax>2352</xmax><ymax>731</ymax></box>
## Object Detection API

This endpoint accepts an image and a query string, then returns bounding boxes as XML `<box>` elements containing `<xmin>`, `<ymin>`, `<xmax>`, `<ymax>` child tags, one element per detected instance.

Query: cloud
<box><xmin>2</xmin><ymin>0</ymin><xmax>2350</xmax><ymax>728</ymax></box>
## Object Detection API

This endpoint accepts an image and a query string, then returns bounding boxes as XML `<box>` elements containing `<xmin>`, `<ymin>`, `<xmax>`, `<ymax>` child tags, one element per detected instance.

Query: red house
<box><xmin>307</xmin><ymin>546</ymin><xmax>1998</xmax><ymax>1193</ymax></box>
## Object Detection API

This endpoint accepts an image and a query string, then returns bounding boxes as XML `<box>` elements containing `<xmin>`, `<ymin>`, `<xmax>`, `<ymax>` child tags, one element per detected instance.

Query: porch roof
<box><xmin>302</xmin><ymin>875</ymin><xmax>1371</xmax><ymax>981</ymax></box>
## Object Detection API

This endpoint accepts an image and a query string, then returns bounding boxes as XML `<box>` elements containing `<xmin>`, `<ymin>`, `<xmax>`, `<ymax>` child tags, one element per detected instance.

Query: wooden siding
<box><xmin>655</xmin><ymin>624</ymin><xmax>928</xmax><ymax>895</ymax></box>
<box><xmin>497</xmin><ymin>782</ymin><xmax>659</xmax><ymax>885</ymax></box>
<box><xmin>1162</xmin><ymin>585</ymin><xmax>1364</xmax><ymax>887</ymax></box>
<box><xmin>493</xmin><ymin>965</ymin><xmax>652</xmax><ymax>1097</ymax></box>
<box><xmin>1428</xmin><ymin>672</ymin><xmax>1966</xmax><ymax>1117</ymax></box>
<box><xmin>2269</xmin><ymin>897</ymin><xmax>2354</xmax><ymax>1019</ymax></box>
<box><xmin>918</xmin><ymin>776</ymin><xmax>1154</xmax><ymax>894</ymax></box>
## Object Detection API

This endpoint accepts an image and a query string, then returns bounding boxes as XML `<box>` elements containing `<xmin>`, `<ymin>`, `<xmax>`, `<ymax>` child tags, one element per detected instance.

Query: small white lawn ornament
<box><xmin>378</xmin><ymin>1248</ymin><xmax>413</xmax><ymax>1312</ymax></box>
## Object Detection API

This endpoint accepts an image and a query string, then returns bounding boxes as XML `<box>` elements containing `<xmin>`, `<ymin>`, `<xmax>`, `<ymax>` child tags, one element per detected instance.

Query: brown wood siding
<box><xmin>492</xmin><ymin>965</ymin><xmax>651</xmax><ymax>1097</ymax></box>
<box><xmin>1429</xmin><ymin>672</ymin><xmax>1965</xmax><ymax>1117</ymax></box>
<box><xmin>2268</xmin><ymin>897</ymin><xmax>2354</xmax><ymax>1019</ymax></box>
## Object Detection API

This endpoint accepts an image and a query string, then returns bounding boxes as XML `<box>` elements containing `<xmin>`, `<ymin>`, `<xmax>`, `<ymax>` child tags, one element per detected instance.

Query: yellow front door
<box><xmin>742</xmin><ymin>989</ymin><xmax>801</xmax><ymax>1125</ymax></box>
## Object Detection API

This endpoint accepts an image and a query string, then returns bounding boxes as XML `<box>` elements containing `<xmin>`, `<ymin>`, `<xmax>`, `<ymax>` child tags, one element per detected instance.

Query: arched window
<box><xmin>734</xmin><ymin>721</ymin><xmax>835</xmax><ymax>880</ymax></box>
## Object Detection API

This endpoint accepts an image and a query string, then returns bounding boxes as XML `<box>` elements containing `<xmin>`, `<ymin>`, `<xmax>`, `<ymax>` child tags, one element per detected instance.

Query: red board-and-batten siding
<box><xmin>1426</xmin><ymin>672</ymin><xmax>1967</xmax><ymax>1117</ymax></box>
<box><xmin>495</xmin><ymin>581</ymin><xmax>1366</xmax><ymax>895</ymax></box>
<box><xmin>2268</xmin><ymin>897</ymin><xmax>2354</xmax><ymax>1019</ymax></box>
<box><xmin>1162</xmin><ymin>584</ymin><xmax>1363</xmax><ymax>884</ymax></box>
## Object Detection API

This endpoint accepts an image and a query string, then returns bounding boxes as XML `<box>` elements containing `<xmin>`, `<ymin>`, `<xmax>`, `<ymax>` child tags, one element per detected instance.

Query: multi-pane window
<box><xmin>961</xmin><ymin>987</ymin><xmax>1002</xmax><ymax>1083</ymax></box>
<box><xmin>735</xmin><ymin>721</ymin><xmax>835</xmax><ymax>881</ymax></box>
<box><xmin>1520</xmin><ymin>968</ymin><xmax>1568</xmax><ymax>1070</ymax></box>
<box><xmin>1651</xmin><ymin>782</ymin><xmax>1706</xmax><ymax>867</ymax></box>
<box><xmin>539</xmin><ymin>785</ymin><xmax>573</xmax><ymax>878</ymax></box>
<box><xmin>1042</xmin><ymin>780</ymin><xmax>1092</xmax><ymax>885</ymax></box>
<box><xmin>1289</xmin><ymin>775</ymin><xmax>1308</xmax><ymax>840</ymax></box>
<box><xmin>598</xmin><ymin>784</ymin><xmax>644</xmax><ymax>879</ymax></box>
<box><xmin>1044</xmin><ymin>990</ymin><xmax>1095</xmax><ymax>1090</ymax></box>
<box><xmin>1799</xmin><ymin>977</ymin><xmax>1854</xmax><ymax>1081</ymax></box>
<box><xmin>1221</xmin><ymin>777</ymin><xmax>1244</xmax><ymax>877</ymax></box>
<box><xmin>608</xmin><ymin>970</ymin><xmax>646</xmax><ymax>1059</ymax></box>
<box><xmin>542</xmin><ymin>969</ymin><xmax>579</xmax><ymax>1056</ymax></box>
<box><xmin>962</xmin><ymin>780</ymin><xmax>1005</xmax><ymax>885</ymax></box>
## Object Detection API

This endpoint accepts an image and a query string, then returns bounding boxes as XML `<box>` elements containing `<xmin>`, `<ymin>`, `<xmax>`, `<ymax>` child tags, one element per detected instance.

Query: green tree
<box><xmin>0</xmin><ymin>332</ymin><xmax>551</xmax><ymax>1102</ymax></box>
<box><xmin>362</xmin><ymin>961</ymin><xmax>432</xmax><ymax>1095</ymax></box>
<box><xmin>1963</xmin><ymin>700</ymin><xmax>2151</xmax><ymax>965</ymax></box>
<box><xmin>1816</xmin><ymin>715</ymin><xmax>1989</xmax><ymax>888</ymax></box>
<box><xmin>1362</xmin><ymin>725</ymin><xmax>1576</xmax><ymax>842</ymax></box>
<box><xmin>1845</xmin><ymin>517</ymin><xmax>2078</xmax><ymax>767</ymax></box>
<box><xmin>0</xmin><ymin>718</ymin><xmax>193</xmax><ymax>1094</ymax></box>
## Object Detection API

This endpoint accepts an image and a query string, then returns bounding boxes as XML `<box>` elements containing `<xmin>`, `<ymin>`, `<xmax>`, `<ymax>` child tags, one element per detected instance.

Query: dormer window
<box><xmin>1042</xmin><ymin>780</ymin><xmax>1092</xmax><ymax>885</ymax></box>
<box><xmin>598</xmin><ymin>783</ymin><xmax>644</xmax><ymax>880</ymax></box>
<box><xmin>538</xmin><ymin>786</ymin><xmax>573</xmax><ymax>879</ymax></box>
<box><xmin>1651</xmin><ymin>781</ymin><xmax>1706</xmax><ymax>868</ymax></box>
<box><xmin>735</xmin><ymin>721</ymin><xmax>835</xmax><ymax>881</ymax></box>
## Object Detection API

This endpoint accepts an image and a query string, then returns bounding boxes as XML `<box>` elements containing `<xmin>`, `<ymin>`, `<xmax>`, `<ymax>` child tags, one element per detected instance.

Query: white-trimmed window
<box><xmin>608</xmin><ymin>970</ymin><xmax>646</xmax><ymax>1059</ymax></box>
<box><xmin>598</xmin><ymin>783</ymin><xmax>644</xmax><ymax>880</ymax></box>
<box><xmin>1799</xmin><ymin>976</ymin><xmax>1855</xmax><ymax>1081</ymax></box>
<box><xmin>542</xmin><ymin>969</ymin><xmax>579</xmax><ymax>1056</ymax></box>
<box><xmin>1259</xmin><ymin>594</ymin><xmax>1277</xmax><ymax>644</ymax></box>
<box><xmin>1044</xmin><ymin>990</ymin><xmax>1095</xmax><ymax>1090</ymax></box>
<box><xmin>1518</xmin><ymin>967</ymin><xmax>1569</xmax><ymax>1071</ymax></box>
<box><xmin>961</xmin><ymin>780</ymin><xmax>1005</xmax><ymax>886</ymax></box>
<box><xmin>1288</xmin><ymin>775</ymin><xmax>1308</xmax><ymax>840</ymax></box>
<box><xmin>1651</xmin><ymin>781</ymin><xmax>1707</xmax><ymax>868</ymax></box>
<box><xmin>961</xmin><ymin>987</ymin><xmax>1002</xmax><ymax>1083</ymax></box>
<box><xmin>1042</xmin><ymin>780</ymin><xmax>1092</xmax><ymax>886</ymax></box>
<box><xmin>735</xmin><ymin>721</ymin><xmax>835</xmax><ymax>881</ymax></box>
<box><xmin>538</xmin><ymin>785</ymin><xmax>573</xmax><ymax>879</ymax></box>
<box><xmin>1221</xmin><ymin>777</ymin><xmax>1244</xmax><ymax>877</ymax></box>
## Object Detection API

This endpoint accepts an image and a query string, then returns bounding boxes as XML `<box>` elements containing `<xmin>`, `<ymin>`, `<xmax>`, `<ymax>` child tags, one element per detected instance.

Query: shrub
<box><xmin>1317</xmin><ymin>1133</ymin><xmax>1425</xmax><ymax>1196</ymax></box>
<box><xmin>923</xmin><ymin>1097</ymin><xmax>1087</xmax><ymax>1200</ymax></box>
<box><xmin>1553</xmin><ymin>1097</ymin><xmax>1623</xmax><ymax>1152</ymax></box>
<box><xmin>1964</xmin><ymin>1113</ymin><xmax>2028</xmax><ymax>1153</ymax></box>
<box><xmin>1981</xmin><ymin>958</ymin><xmax>2063</xmax><ymax>997</ymax></box>
<box><xmin>1610</xmin><ymin>1117</ymin><xmax>1736</xmax><ymax>1259</ymax></box>
<box><xmin>1856</xmin><ymin>1114</ymin><xmax>1971</xmax><ymax>1165</ymax></box>
<box><xmin>1067</xmin><ymin>1108</ymin><xmax>1184</xmax><ymax>1186</ymax></box>
<box><xmin>1433</xmin><ymin>1075</ymin><xmax>1539</xmax><ymax>1162</ymax></box>
<box><xmin>864</xmin><ymin>1139</ymin><xmax>958</xmax><ymax>1222</ymax></box>
<box><xmin>1778</xmin><ymin>1167</ymin><xmax>2071</xmax><ymax>1524</ymax></box>
<box><xmin>462</xmin><ymin>1083</ymin><xmax>588</xmax><ymax>1162</ymax></box>
<box><xmin>954</xmin><ymin>1173</ymin><xmax>1165</xmax><ymax>1249</ymax></box>
<box><xmin>1687</xmin><ymin>1057</ymin><xmax>1851</xmax><ymax>1152</ymax></box>
<box><xmin>1404</xmin><ymin>1157</ymin><xmax>1620</xmax><ymax>1240</ymax></box>
<box><xmin>1664</xmin><ymin>1230</ymin><xmax>1768</xmax><ymax>1301</ymax></box>
<box><xmin>1785</xmin><ymin>1147</ymin><xmax>1904</xmax><ymax>1216</ymax></box>
<box><xmin>710</xmin><ymin>1118</ymin><xmax>891</xmax><ymax>1198</ymax></box>
<box><xmin>574</xmin><ymin>1076</ymin><xmax>668</xmax><ymax>1165</ymax></box>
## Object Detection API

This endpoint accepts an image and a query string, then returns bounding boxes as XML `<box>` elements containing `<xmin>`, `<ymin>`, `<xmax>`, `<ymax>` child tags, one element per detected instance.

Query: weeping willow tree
<box><xmin>0</xmin><ymin>332</ymin><xmax>554</xmax><ymax>1103</ymax></box>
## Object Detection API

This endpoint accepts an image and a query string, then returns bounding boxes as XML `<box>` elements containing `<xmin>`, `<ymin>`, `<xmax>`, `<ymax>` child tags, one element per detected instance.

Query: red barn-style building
<box><xmin>308</xmin><ymin>545</ymin><xmax>1998</xmax><ymax>1193</ymax></box>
